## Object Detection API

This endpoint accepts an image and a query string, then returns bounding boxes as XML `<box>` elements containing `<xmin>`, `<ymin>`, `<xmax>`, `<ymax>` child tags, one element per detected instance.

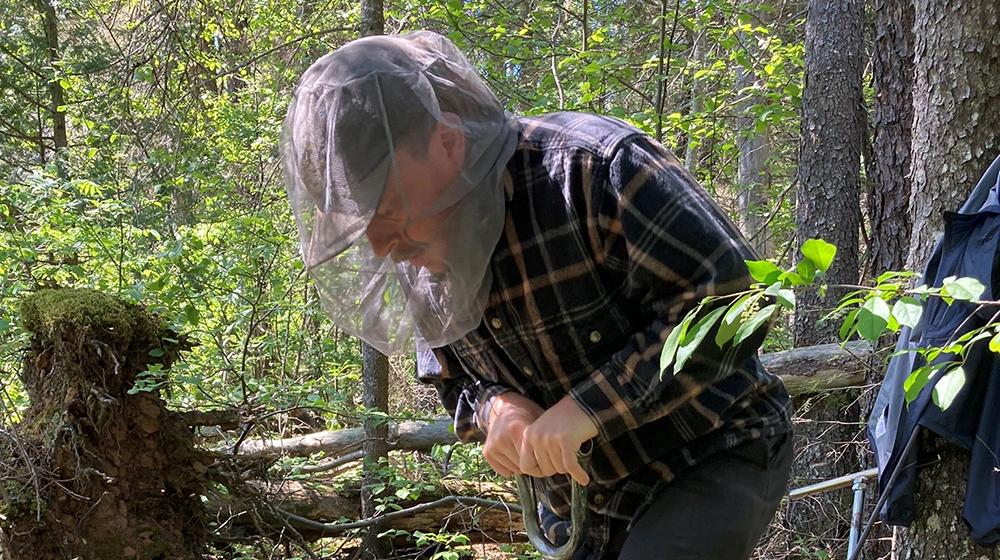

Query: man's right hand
<box><xmin>483</xmin><ymin>392</ymin><xmax>545</xmax><ymax>477</ymax></box>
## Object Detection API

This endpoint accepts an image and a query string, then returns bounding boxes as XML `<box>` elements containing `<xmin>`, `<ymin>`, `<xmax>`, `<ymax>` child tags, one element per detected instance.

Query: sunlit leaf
<box><xmin>903</xmin><ymin>365</ymin><xmax>932</xmax><ymax>404</ymax></box>
<box><xmin>800</xmin><ymin>239</ymin><xmax>837</xmax><ymax>273</ymax></box>
<box><xmin>776</xmin><ymin>289</ymin><xmax>795</xmax><ymax>309</ymax></box>
<box><xmin>716</xmin><ymin>293</ymin><xmax>758</xmax><ymax>347</ymax></box>
<box><xmin>661</xmin><ymin>308</ymin><xmax>698</xmax><ymax>377</ymax></box>
<box><xmin>796</xmin><ymin>258</ymin><xmax>817</xmax><ymax>283</ymax></box>
<box><xmin>746</xmin><ymin>260</ymin><xmax>782</xmax><ymax>284</ymax></box>
<box><xmin>942</xmin><ymin>277</ymin><xmax>985</xmax><ymax>302</ymax></box>
<box><xmin>839</xmin><ymin>308</ymin><xmax>860</xmax><ymax>341</ymax></box>
<box><xmin>891</xmin><ymin>297</ymin><xmax>923</xmax><ymax>329</ymax></box>
<box><xmin>857</xmin><ymin>297</ymin><xmax>891</xmax><ymax>343</ymax></box>
<box><xmin>989</xmin><ymin>331</ymin><xmax>1000</xmax><ymax>353</ymax></box>
<box><xmin>734</xmin><ymin>304</ymin><xmax>776</xmax><ymax>345</ymax></box>
<box><xmin>933</xmin><ymin>365</ymin><xmax>966</xmax><ymax>410</ymax></box>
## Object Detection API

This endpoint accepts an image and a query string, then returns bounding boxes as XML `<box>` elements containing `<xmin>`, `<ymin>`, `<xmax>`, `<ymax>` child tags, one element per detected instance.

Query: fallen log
<box><xmin>240</xmin><ymin>417</ymin><xmax>456</xmax><ymax>458</ymax></box>
<box><xmin>214</xmin><ymin>478</ymin><xmax>525</xmax><ymax>545</ymax></box>
<box><xmin>241</xmin><ymin>342</ymin><xmax>874</xmax><ymax>460</ymax></box>
<box><xmin>763</xmin><ymin>341</ymin><xmax>873</xmax><ymax>395</ymax></box>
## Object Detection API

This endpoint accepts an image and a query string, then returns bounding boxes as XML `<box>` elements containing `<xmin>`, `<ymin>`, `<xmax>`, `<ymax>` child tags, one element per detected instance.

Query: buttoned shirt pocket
<box><xmin>539</xmin><ymin>304</ymin><xmax>636</xmax><ymax>382</ymax></box>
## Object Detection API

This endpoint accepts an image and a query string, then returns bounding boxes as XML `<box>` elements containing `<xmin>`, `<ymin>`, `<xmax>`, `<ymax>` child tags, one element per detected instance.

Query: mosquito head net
<box><xmin>282</xmin><ymin>31</ymin><xmax>517</xmax><ymax>354</ymax></box>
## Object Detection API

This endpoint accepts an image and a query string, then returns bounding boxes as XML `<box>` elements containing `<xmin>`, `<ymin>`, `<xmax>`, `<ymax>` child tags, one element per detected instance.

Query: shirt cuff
<box><xmin>475</xmin><ymin>384</ymin><xmax>516</xmax><ymax>434</ymax></box>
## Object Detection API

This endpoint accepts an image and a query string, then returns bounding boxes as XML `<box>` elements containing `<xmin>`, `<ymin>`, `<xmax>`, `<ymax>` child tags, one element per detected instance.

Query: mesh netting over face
<box><xmin>282</xmin><ymin>31</ymin><xmax>517</xmax><ymax>354</ymax></box>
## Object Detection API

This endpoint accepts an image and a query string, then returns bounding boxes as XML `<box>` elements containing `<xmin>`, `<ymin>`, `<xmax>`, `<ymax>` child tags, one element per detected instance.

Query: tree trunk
<box><xmin>794</xmin><ymin>0</ymin><xmax>864</xmax><ymax>346</ymax></box>
<box><xmin>868</xmin><ymin>0</ymin><xmax>914</xmax><ymax>280</ymax></box>
<box><xmin>785</xmin><ymin>2</ymin><xmax>865</xmax><ymax>556</ymax></box>
<box><xmin>357</xmin><ymin>3</ymin><xmax>391</xmax><ymax>556</ymax></box>
<box><xmin>896</xmin><ymin>0</ymin><xmax>1000</xmax><ymax>556</ymax></box>
<box><xmin>736</xmin><ymin>0</ymin><xmax>773</xmax><ymax>258</ymax></box>
<box><xmin>241</xmin><ymin>417</ymin><xmax>457</xmax><ymax>458</ymax></box>
<box><xmin>684</xmin><ymin>0</ymin><xmax>707</xmax><ymax>175</ymax></box>
<box><xmin>863</xmin><ymin>6</ymin><xmax>917</xmax><ymax>558</ymax></box>
<box><xmin>31</xmin><ymin>0</ymin><xmax>67</xmax><ymax>171</ymax></box>
<box><xmin>905</xmin><ymin>0</ymin><xmax>1000</xmax><ymax>272</ymax></box>
<box><xmin>896</xmin><ymin>433</ymin><xmax>1000</xmax><ymax>559</ymax></box>
<box><xmin>361</xmin><ymin>347</ymin><xmax>391</xmax><ymax>557</ymax></box>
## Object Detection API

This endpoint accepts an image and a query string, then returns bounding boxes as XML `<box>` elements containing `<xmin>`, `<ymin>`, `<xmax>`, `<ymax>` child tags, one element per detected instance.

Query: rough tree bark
<box><xmin>904</xmin><ymin>1</ymin><xmax>1000</xmax><ymax>274</ymax></box>
<box><xmin>868</xmin><ymin>0</ymin><xmax>914</xmax><ymax>280</ymax></box>
<box><xmin>896</xmin><ymin>0</ymin><xmax>1000</xmax><ymax>557</ymax></box>
<box><xmin>862</xmin><ymin>1</ymin><xmax>915</xmax><ymax>556</ymax></box>
<box><xmin>794</xmin><ymin>0</ymin><xmax>864</xmax><ymax>347</ymax></box>
<box><xmin>788</xmin><ymin>1</ymin><xmax>865</xmax><ymax>556</ymax></box>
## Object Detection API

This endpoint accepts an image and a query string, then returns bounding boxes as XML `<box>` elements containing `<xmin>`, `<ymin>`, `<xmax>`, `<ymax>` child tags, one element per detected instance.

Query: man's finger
<box><xmin>531</xmin><ymin>441</ymin><xmax>558</xmax><ymax>477</ymax></box>
<box><xmin>484</xmin><ymin>440</ymin><xmax>521</xmax><ymax>477</ymax></box>
<box><xmin>518</xmin><ymin>439</ymin><xmax>546</xmax><ymax>477</ymax></box>
<box><xmin>563</xmin><ymin>445</ymin><xmax>590</xmax><ymax>486</ymax></box>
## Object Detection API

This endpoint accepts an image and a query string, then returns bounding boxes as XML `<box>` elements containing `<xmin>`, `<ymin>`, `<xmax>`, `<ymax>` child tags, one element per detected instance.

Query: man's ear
<box><xmin>436</xmin><ymin>112</ymin><xmax>466</xmax><ymax>168</ymax></box>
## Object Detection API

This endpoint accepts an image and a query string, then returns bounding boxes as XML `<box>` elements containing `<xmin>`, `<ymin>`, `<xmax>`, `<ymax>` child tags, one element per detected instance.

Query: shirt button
<box><xmin>491</xmin><ymin>318</ymin><xmax>502</xmax><ymax>329</ymax></box>
<box><xmin>522</xmin><ymin>366</ymin><xmax>533</xmax><ymax>376</ymax></box>
<box><xmin>589</xmin><ymin>330</ymin><xmax>602</xmax><ymax>343</ymax></box>
<box><xmin>593</xmin><ymin>494</ymin><xmax>605</xmax><ymax>505</ymax></box>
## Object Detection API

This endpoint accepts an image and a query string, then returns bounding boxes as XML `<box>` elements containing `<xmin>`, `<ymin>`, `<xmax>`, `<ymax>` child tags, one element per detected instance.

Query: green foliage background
<box><xmin>0</xmin><ymin>0</ymin><xmax>813</xmax><ymax>556</ymax></box>
<box><xmin>0</xmin><ymin>0</ymin><xmax>807</xmax><ymax>422</ymax></box>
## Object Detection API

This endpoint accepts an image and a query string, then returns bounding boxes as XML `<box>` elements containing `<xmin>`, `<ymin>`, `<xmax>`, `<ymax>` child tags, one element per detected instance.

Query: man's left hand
<box><xmin>519</xmin><ymin>396</ymin><xmax>598</xmax><ymax>486</ymax></box>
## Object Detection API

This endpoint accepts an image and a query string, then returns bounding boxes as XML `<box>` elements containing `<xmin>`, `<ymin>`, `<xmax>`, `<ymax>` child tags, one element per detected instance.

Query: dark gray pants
<box><xmin>604</xmin><ymin>433</ymin><xmax>793</xmax><ymax>560</ymax></box>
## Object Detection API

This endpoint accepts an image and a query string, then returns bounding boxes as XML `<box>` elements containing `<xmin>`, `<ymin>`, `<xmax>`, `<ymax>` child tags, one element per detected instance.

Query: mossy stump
<box><xmin>1</xmin><ymin>289</ymin><xmax>207</xmax><ymax>560</ymax></box>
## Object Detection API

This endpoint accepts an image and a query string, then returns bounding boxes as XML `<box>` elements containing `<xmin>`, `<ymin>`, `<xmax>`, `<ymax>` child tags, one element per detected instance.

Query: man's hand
<box><xmin>483</xmin><ymin>393</ymin><xmax>544</xmax><ymax>477</ymax></box>
<box><xmin>519</xmin><ymin>396</ymin><xmax>598</xmax><ymax>486</ymax></box>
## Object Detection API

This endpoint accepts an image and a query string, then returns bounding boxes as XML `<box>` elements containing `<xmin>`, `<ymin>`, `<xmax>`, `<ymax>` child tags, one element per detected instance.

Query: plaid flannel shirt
<box><xmin>418</xmin><ymin>112</ymin><xmax>791</xmax><ymax>559</ymax></box>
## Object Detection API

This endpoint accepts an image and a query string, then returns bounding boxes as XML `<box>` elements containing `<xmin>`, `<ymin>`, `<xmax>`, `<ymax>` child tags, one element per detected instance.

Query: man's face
<box><xmin>364</xmin><ymin>120</ymin><xmax>465</xmax><ymax>274</ymax></box>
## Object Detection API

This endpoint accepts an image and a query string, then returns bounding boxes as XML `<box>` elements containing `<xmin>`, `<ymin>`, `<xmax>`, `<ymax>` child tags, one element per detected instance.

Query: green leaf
<box><xmin>778</xmin><ymin>271</ymin><xmax>805</xmax><ymax>286</ymax></box>
<box><xmin>763</xmin><ymin>281</ymin><xmax>781</xmax><ymax>297</ymax></box>
<box><xmin>903</xmin><ymin>365</ymin><xmax>932</xmax><ymax>404</ymax></box>
<box><xmin>777</xmin><ymin>289</ymin><xmax>795</xmax><ymax>309</ymax></box>
<box><xmin>839</xmin><ymin>308</ymin><xmax>860</xmax><ymax>341</ymax></box>
<box><xmin>675</xmin><ymin>307</ymin><xmax>727</xmax><ymax>372</ymax></box>
<box><xmin>877</xmin><ymin>270</ymin><xmax>919</xmax><ymax>284</ymax></box>
<box><xmin>184</xmin><ymin>303</ymin><xmax>200</xmax><ymax>326</ymax></box>
<box><xmin>800</xmin><ymin>239</ymin><xmax>837</xmax><ymax>273</ymax></box>
<box><xmin>746</xmin><ymin>260</ymin><xmax>782</xmax><ymax>284</ymax></box>
<box><xmin>148</xmin><ymin>348</ymin><xmax>165</xmax><ymax>357</ymax></box>
<box><xmin>933</xmin><ymin>365</ymin><xmax>966</xmax><ymax>410</ymax></box>
<box><xmin>734</xmin><ymin>304</ymin><xmax>776</xmax><ymax>345</ymax></box>
<box><xmin>762</xmin><ymin>280</ymin><xmax>795</xmax><ymax>308</ymax></box>
<box><xmin>891</xmin><ymin>297</ymin><xmax>923</xmax><ymax>329</ymax></box>
<box><xmin>989</xmin><ymin>331</ymin><xmax>1000</xmax><ymax>353</ymax></box>
<box><xmin>857</xmin><ymin>297</ymin><xmax>891</xmax><ymax>343</ymax></box>
<box><xmin>796</xmin><ymin>258</ymin><xmax>817</xmax><ymax>283</ymax></box>
<box><xmin>660</xmin><ymin>309</ymin><xmax>698</xmax><ymax>376</ymax></box>
<box><xmin>715</xmin><ymin>293</ymin><xmax>757</xmax><ymax>347</ymax></box>
<box><xmin>942</xmin><ymin>277</ymin><xmax>985</xmax><ymax>302</ymax></box>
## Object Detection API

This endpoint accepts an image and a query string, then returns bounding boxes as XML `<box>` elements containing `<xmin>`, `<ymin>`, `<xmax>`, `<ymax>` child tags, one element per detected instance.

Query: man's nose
<box><xmin>366</xmin><ymin>230</ymin><xmax>398</xmax><ymax>259</ymax></box>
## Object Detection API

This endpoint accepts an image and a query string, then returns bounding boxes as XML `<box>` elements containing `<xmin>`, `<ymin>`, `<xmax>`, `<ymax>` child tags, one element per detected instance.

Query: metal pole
<box><xmin>846</xmin><ymin>425</ymin><xmax>922</xmax><ymax>560</ymax></box>
<box><xmin>787</xmin><ymin>468</ymin><xmax>878</xmax><ymax>501</ymax></box>
<box><xmin>847</xmin><ymin>475</ymin><xmax>868</xmax><ymax>560</ymax></box>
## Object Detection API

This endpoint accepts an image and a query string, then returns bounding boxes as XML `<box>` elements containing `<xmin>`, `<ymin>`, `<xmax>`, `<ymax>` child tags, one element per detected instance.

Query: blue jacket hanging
<box><xmin>869</xmin><ymin>154</ymin><xmax>1000</xmax><ymax>545</ymax></box>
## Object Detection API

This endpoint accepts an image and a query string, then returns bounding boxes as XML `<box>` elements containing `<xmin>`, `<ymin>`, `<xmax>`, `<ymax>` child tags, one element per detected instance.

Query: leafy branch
<box><xmin>660</xmin><ymin>238</ymin><xmax>998</xmax><ymax>412</ymax></box>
